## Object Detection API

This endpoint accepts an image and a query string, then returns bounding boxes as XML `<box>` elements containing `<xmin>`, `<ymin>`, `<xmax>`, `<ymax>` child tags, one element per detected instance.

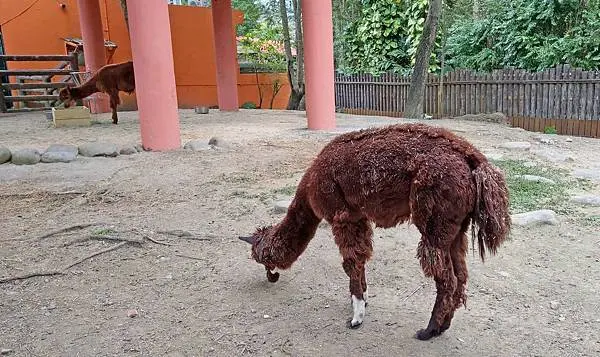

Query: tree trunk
<box><xmin>279</xmin><ymin>0</ymin><xmax>305</xmax><ymax>110</ymax></box>
<box><xmin>120</xmin><ymin>0</ymin><xmax>130</xmax><ymax>33</ymax></box>
<box><xmin>404</xmin><ymin>0</ymin><xmax>442</xmax><ymax>119</ymax></box>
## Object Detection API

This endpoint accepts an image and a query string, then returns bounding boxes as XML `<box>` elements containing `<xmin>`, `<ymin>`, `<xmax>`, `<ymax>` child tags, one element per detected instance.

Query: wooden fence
<box><xmin>335</xmin><ymin>65</ymin><xmax>600</xmax><ymax>138</ymax></box>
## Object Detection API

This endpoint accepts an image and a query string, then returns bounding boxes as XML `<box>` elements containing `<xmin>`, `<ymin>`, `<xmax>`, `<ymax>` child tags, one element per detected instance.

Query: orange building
<box><xmin>0</xmin><ymin>0</ymin><xmax>290</xmax><ymax>110</ymax></box>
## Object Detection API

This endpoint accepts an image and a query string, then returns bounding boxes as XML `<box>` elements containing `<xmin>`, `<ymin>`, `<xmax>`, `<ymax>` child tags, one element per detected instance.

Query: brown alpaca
<box><xmin>58</xmin><ymin>61</ymin><xmax>135</xmax><ymax>124</ymax></box>
<box><xmin>240</xmin><ymin>123</ymin><xmax>511</xmax><ymax>340</ymax></box>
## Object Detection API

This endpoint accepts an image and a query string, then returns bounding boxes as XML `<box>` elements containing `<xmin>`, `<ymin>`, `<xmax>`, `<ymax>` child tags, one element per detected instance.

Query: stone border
<box><xmin>1</xmin><ymin>137</ymin><xmax>223</xmax><ymax>166</ymax></box>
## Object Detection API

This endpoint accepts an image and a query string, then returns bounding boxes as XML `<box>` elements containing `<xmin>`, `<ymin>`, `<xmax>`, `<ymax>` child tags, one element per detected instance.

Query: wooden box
<box><xmin>52</xmin><ymin>106</ymin><xmax>92</xmax><ymax>128</ymax></box>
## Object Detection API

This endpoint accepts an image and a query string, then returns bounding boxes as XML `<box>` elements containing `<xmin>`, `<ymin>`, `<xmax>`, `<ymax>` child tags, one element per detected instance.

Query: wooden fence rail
<box><xmin>0</xmin><ymin>53</ymin><xmax>78</xmax><ymax>113</ymax></box>
<box><xmin>335</xmin><ymin>64</ymin><xmax>600</xmax><ymax>138</ymax></box>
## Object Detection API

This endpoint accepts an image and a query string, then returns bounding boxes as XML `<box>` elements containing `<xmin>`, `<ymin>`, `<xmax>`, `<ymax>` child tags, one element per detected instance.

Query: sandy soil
<box><xmin>1</xmin><ymin>109</ymin><xmax>599</xmax><ymax>357</ymax></box>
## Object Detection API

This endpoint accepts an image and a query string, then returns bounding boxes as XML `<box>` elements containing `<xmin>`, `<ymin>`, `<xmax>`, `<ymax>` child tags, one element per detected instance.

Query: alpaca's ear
<box><xmin>238</xmin><ymin>236</ymin><xmax>255</xmax><ymax>244</ymax></box>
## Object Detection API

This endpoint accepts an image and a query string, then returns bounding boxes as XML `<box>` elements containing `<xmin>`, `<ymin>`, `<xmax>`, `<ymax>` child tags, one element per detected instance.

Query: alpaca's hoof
<box><xmin>266</xmin><ymin>270</ymin><xmax>280</xmax><ymax>283</ymax></box>
<box><xmin>346</xmin><ymin>319</ymin><xmax>363</xmax><ymax>330</ymax></box>
<box><xmin>415</xmin><ymin>328</ymin><xmax>442</xmax><ymax>341</ymax></box>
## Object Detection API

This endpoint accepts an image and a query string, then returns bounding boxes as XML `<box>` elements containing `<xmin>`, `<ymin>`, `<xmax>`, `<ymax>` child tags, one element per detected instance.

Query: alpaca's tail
<box><xmin>470</xmin><ymin>161</ymin><xmax>511</xmax><ymax>262</ymax></box>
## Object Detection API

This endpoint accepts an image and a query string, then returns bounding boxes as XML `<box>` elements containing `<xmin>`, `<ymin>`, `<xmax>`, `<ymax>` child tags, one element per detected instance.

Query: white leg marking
<box><xmin>351</xmin><ymin>295</ymin><xmax>366</xmax><ymax>327</ymax></box>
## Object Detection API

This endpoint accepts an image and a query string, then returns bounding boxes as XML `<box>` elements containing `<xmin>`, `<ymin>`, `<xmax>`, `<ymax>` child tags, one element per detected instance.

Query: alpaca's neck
<box><xmin>270</xmin><ymin>186</ymin><xmax>321</xmax><ymax>268</ymax></box>
<box><xmin>71</xmin><ymin>77</ymin><xmax>99</xmax><ymax>99</ymax></box>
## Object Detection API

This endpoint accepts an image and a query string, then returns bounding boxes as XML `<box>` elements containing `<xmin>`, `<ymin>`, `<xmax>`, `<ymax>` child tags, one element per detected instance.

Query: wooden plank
<box><xmin>541</xmin><ymin>68</ymin><xmax>549</xmax><ymax>120</ymax></box>
<box><xmin>0</xmin><ymin>69</ymin><xmax>73</xmax><ymax>76</ymax></box>
<box><xmin>6</xmin><ymin>107</ymin><xmax>48</xmax><ymax>113</ymax></box>
<box><xmin>565</xmin><ymin>65</ymin><xmax>574</xmax><ymax>135</ymax></box>
<box><xmin>4</xmin><ymin>95</ymin><xmax>59</xmax><ymax>102</ymax></box>
<box><xmin>580</xmin><ymin>70</ymin><xmax>589</xmax><ymax>136</ymax></box>
<box><xmin>592</xmin><ymin>120</ymin><xmax>599</xmax><ymax>139</ymax></box>
<box><xmin>548</xmin><ymin>66</ymin><xmax>558</xmax><ymax>127</ymax></box>
<box><xmin>1</xmin><ymin>82</ymin><xmax>71</xmax><ymax>90</ymax></box>
<box><xmin>0</xmin><ymin>55</ymin><xmax>74</xmax><ymax>62</ymax></box>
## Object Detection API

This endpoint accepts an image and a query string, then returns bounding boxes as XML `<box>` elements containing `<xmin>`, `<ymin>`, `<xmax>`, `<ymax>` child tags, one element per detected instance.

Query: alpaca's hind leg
<box><xmin>415</xmin><ymin>245</ymin><xmax>457</xmax><ymax>340</ymax></box>
<box><xmin>440</xmin><ymin>229</ymin><xmax>469</xmax><ymax>332</ymax></box>
<box><xmin>332</xmin><ymin>216</ymin><xmax>373</xmax><ymax>329</ymax></box>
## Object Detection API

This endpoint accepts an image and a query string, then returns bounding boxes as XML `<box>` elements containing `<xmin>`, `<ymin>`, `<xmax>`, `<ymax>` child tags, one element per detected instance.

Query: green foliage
<box><xmin>340</xmin><ymin>0</ymin><xmax>440</xmax><ymax>74</ymax></box>
<box><xmin>445</xmin><ymin>0</ymin><xmax>600</xmax><ymax>72</ymax></box>
<box><xmin>241</xmin><ymin>101</ymin><xmax>257</xmax><ymax>109</ymax></box>
<box><xmin>238</xmin><ymin>22</ymin><xmax>286</xmax><ymax>72</ymax></box>
<box><xmin>233</xmin><ymin>0</ymin><xmax>265</xmax><ymax>35</ymax></box>
<box><xmin>544</xmin><ymin>126</ymin><xmax>558</xmax><ymax>135</ymax></box>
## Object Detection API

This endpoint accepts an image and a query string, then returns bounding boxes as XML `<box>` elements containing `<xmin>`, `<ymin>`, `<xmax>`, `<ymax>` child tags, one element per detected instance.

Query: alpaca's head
<box><xmin>58</xmin><ymin>87</ymin><xmax>75</xmax><ymax>108</ymax></box>
<box><xmin>239</xmin><ymin>225</ymin><xmax>281</xmax><ymax>282</ymax></box>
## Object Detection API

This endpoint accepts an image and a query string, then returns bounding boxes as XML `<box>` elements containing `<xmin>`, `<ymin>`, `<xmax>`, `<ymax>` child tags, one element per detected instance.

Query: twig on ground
<box><xmin>402</xmin><ymin>284</ymin><xmax>425</xmax><ymax>302</ymax></box>
<box><xmin>157</xmin><ymin>230</ymin><xmax>215</xmax><ymax>241</ymax></box>
<box><xmin>142</xmin><ymin>235</ymin><xmax>171</xmax><ymax>246</ymax></box>
<box><xmin>36</xmin><ymin>223</ymin><xmax>109</xmax><ymax>241</ymax></box>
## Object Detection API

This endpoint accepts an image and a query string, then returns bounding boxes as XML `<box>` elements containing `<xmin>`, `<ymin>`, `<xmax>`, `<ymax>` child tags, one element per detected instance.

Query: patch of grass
<box><xmin>581</xmin><ymin>215</ymin><xmax>600</xmax><ymax>227</ymax></box>
<box><xmin>92</xmin><ymin>227</ymin><xmax>116</xmax><ymax>235</ymax></box>
<box><xmin>544</xmin><ymin>125</ymin><xmax>558</xmax><ymax>134</ymax></box>
<box><xmin>272</xmin><ymin>185</ymin><xmax>297</xmax><ymax>196</ymax></box>
<box><xmin>490</xmin><ymin>159</ymin><xmax>591</xmax><ymax>214</ymax></box>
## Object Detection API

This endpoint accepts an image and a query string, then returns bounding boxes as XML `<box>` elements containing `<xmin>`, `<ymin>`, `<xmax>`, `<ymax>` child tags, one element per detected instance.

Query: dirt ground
<box><xmin>1</xmin><ymin>109</ymin><xmax>599</xmax><ymax>357</ymax></box>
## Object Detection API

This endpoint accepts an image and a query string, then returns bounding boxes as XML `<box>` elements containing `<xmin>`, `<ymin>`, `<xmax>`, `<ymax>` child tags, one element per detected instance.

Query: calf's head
<box><xmin>58</xmin><ymin>87</ymin><xmax>75</xmax><ymax>108</ymax></box>
<box><xmin>239</xmin><ymin>225</ymin><xmax>280</xmax><ymax>282</ymax></box>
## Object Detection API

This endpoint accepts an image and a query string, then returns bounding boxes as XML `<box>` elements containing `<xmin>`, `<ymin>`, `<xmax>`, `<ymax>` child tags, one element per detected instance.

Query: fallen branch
<box><xmin>63</xmin><ymin>234</ymin><xmax>143</xmax><ymax>247</ymax></box>
<box><xmin>1</xmin><ymin>241</ymin><xmax>131</xmax><ymax>284</ymax></box>
<box><xmin>63</xmin><ymin>241</ymin><xmax>129</xmax><ymax>270</ymax></box>
<box><xmin>36</xmin><ymin>222</ymin><xmax>109</xmax><ymax>241</ymax></box>
<box><xmin>0</xmin><ymin>270</ymin><xmax>63</xmax><ymax>284</ymax></box>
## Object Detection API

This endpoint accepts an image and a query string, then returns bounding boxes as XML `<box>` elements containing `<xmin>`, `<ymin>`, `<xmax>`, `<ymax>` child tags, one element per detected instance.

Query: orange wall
<box><xmin>0</xmin><ymin>0</ymin><xmax>290</xmax><ymax>110</ymax></box>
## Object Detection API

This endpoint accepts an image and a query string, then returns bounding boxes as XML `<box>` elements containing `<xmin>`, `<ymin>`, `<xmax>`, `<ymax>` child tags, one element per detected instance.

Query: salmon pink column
<box><xmin>211</xmin><ymin>0</ymin><xmax>239</xmax><ymax>111</ymax></box>
<box><xmin>77</xmin><ymin>0</ymin><xmax>110</xmax><ymax>114</ymax></box>
<box><xmin>301</xmin><ymin>0</ymin><xmax>336</xmax><ymax>130</ymax></box>
<box><xmin>126</xmin><ymin>0</ymin><xmax>181</xmax><ymax>151</ymax></box>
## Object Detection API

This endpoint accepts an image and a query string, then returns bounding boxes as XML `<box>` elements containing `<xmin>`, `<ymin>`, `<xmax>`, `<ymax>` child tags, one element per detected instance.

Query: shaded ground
<box><xmin>1</xmin><ymin>109</ymin><xmax>599</xmax><ymax>356</ymax></box>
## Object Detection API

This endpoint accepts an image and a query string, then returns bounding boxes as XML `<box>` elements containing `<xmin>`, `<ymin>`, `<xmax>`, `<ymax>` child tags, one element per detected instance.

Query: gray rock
<box><xmin>1</xmin><ymin>348</ymin><xmax>13</xmax><ymax>355</ymax></box>
<box><xmin>78</xmin><ymin>142</ymin><xmax>119</xmax><ymax>157</ymax></box>
<box><xmin>569</xmin><ymin>195</ymin><xmax>600</xmax><ymax>207</ymax></box>
<box><xmin>0</xmin><ymin>147</ymin><xmax>11</xmax><ymax>164</ymax></box>
<box><xmin>273</xmin><ymin>200</ymin><xmax>292</xmax><ymax>214</ymax></box>
<box><xmin>484</xmin><ymin>152</ymin><xmax>504</xmax><ymax>161</ymax></box>
<box><xmin>514</xmin><ymin>175</ymin><xmax>556</xmax><ymax>185</ymax></box>
<box><xmin>119</xmin><ymin>146</ymin><xmax>137</xmax><ymax>155</ymax></box>
<box><xmin>135</xmin><ymin>144</ymin><xmax>145</xmax><ymax>152</ymax></box>
<box><xmin>41</xmin><ymin>151</ymin><xmax>77</xmax><ymax>163</ymax></box>
<box><xmin>531</xmin><ymin>149</ymin><xmax>574</xmax><ymax>163</ymax></box>
<box><xmin>550</xmin><ymin>301</ymin><xmax>560</xmax><ymax>310</ymax></box>
<box><xmin>572</xmin><ymin>168</ymin><xmax>600</xmax><ymax>182</ymax></box>
<box><xmin>11</xmin><ymin>148</ymin><xmax>41</xmax><ymax>165</ymax></box>
<box><xmin>46</xmin><ymin>144</ymin><xmax>78</xmax><ymax>156</ymax></box>
<box><xmin>499</xmin><ymin>141</ymin><xmax>531</xmax><ymax>151</ymax></box>
<box><xmin>184</xmin><ymin>140</ymin><xmax>211</xmax><ymax>151</ymax></box>
<box><xmin>511</xmin><ymin>209</ymin><xmax>558</xmax><ymax>227</ymax></box>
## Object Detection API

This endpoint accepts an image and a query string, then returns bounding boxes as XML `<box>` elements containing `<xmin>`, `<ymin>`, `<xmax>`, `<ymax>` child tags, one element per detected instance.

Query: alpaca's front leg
<box><xmin>342</xmin><ymin>259</ymin><xmax>367</xmax><ymax>328</ymax></box>
<box><xmin>332</xmin><ymin>218</ymin><xmax>373</xmax><ymax>329</ymax></box>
